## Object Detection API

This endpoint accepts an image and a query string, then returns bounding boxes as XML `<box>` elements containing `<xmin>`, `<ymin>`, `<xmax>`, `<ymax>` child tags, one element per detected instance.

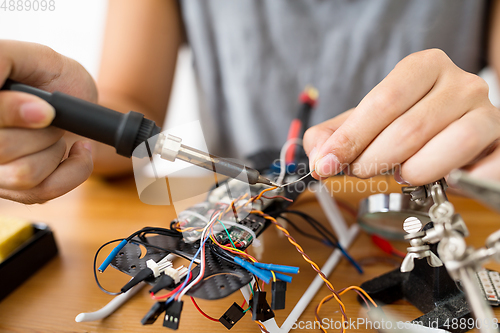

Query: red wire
<box><xmin>392</xmin><ymin>249</ymin><xmax>407</xmax><ymax>258</ymax></box>
<box><xmin>371</xmin><ymin>235</ymin><xmax>406</xmax><ymax>258</ymax></box>
<box><xmin>176</xmin><ymin>236</ymin><xmax>207</xmax><ymax>301</ymax></box>
<box><xmin>150</xmin><ymin>272</ymin><xmax>193</xmax><ymax>300</ymax></box>
<box><xmin>241</xmin><ymin>299</ymin><xmax>246</xmax><ymax>308</ymax></box>
<box><xmin>190</xmin><ymin>296</ymin><xmax>220</xmax><ymax>322</ymax></box>
<box><xmin>150</xmin><ymin>285</ymin><xmax>182</xmax><ymax>300</ymax></box>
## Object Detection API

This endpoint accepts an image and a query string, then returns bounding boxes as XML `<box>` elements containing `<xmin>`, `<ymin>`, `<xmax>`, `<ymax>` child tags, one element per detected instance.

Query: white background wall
<box><xmin>0</xmin><ymin>1</ymin><xmax>199</xmax><ymax>130</ymax></box>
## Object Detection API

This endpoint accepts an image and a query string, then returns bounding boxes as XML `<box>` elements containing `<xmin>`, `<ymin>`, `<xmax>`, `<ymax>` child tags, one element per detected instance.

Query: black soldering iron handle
<box><xmin>0</xmin><ymin>79</ymin><xmax>161</xmax><ymax>157</ymax></box>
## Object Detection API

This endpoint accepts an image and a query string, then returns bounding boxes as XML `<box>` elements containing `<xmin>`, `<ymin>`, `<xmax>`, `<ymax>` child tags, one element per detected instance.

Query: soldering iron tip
<box><xmin>257</xmin><ymin>175</ymin><xmax>280</xmax><ymax>187</ymax></box>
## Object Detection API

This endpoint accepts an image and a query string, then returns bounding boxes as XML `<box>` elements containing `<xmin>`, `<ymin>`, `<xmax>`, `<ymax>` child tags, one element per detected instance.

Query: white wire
<box><xmin>75</xmin><ymin>282</ymin><xmax>145</xmax><ymax>322</ymax></box>
<box><xmin>276</xmin><ymin>138</ymin><xmax>303</xmax><ymax>185</ymax></box>
<box><xmin>177</xmin><ymin>212</ymin><xmax>219</xmax><ymax>300</ymax></box>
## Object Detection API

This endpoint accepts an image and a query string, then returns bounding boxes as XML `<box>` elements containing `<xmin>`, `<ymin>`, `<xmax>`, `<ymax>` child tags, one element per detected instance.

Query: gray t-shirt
<box><xmin>179</xmin><ymin>0</ymin><xmax>487</xmax><ymax>159</ymax></box>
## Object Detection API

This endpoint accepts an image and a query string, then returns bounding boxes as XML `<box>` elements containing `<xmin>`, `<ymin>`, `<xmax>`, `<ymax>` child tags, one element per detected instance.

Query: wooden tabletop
<box><xmin>0</xmin><ymin>175</ymin><xmax>499</xmax><ymax>333</ymax></box>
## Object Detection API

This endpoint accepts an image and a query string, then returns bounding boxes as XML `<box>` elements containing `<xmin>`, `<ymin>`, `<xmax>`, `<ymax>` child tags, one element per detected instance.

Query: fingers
<box><xmin>0</xmin><ymin>40</ymin><xmax>97</xmax><ymax>101</ymax></box>
<box><xmin>0</xmin><ymin>91</ymin><xmax>56</xmax><ymax>128</ymax></box>
<box><xmin>349</xmin><ymin>72</ymin><xmax>487</xmax><ymax>177</ymax></box>
<box><xmin>311</xmin><ymin>49</ymin><xmax>453</xmax><ymax>178</ymax></box>
<box><xmin>467</xmin><ymin>143</ymin><xmax>500</xmax><ymax>180</ymax></box>
<box><xmin>0</xmin><ymin>141</ymin><xmax>93</xmax><ymax>204</ymax></box>
<box><xmin>0</xmin><ymin>127</ymin><xmax>64</xmax><ymax>164</ymax></box>
<box><xmin>400</xmin><ymin>108</ymin><xmax>500</xmax><ymax>185</ymax></box>
<box><xmin>0</xmin><ymin>138</ymin><xmax>67</xmax><ymax>190</ymax></box>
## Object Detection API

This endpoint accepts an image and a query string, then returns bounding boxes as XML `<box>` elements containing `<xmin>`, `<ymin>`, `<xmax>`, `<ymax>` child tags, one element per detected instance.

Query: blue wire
<box><xmin>322</xmin><ymin>239</ymin><xmax>363</xmax><ymax>274</ymax></box>
<box><xmin>166</xmin><ymin>233</ymin><xmax>210</xmax><ymax>304</ymax></box>
<box><xmin>337</xmin><ymin>243</ymin><xmax>363</xmax><ymax>274</ymax></box>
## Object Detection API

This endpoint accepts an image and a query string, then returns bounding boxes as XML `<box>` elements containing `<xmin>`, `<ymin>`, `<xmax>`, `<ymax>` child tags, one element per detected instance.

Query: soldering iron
<box><xmin>1</xmin><ymin>79</ymin><xmax>276</xmax><ymax>186</ymax></box>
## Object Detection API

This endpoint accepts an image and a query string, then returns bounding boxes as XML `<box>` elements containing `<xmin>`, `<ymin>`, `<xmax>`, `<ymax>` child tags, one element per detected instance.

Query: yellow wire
<box><xmin>255</xmin><ymin>320</ymin><xmax>269</xmax><ymax>332</ymax></box>
<box><xmin>271</xmin><ymin>270</ymin><xmax>276</xmax><ymax>282</ymax></box>
<box><xmin>253</xmin><ymin>186</ymin><xmax>278</xmax><ymax>202</ymax></box>
<box><xmin>314</xmin><ymin>286</ymin><xmax>378</xmax><ymax>332</ymax></box>
<box><xmin>340</xmin><ymin>286</ymin><xmax>377</xmax><ymax>307</ymax></box>
<box><xmin>248</xmin><ymin>208</ymin><xmax>347</xmax><ymax>332</ymax></box>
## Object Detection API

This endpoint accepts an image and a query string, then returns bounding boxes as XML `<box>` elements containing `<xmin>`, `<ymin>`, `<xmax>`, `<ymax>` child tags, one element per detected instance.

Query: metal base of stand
<box><xmin>359</xmin><ymin>243</ymin><xmax>472</xmax><ymax>333</ymax></box>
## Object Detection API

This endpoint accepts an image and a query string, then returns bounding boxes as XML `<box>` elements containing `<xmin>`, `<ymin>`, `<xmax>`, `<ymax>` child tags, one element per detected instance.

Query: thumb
<box><xmin>0</xmin><ymin>91</ymin><xmax>55</xmax><ymax>128</ymax></box>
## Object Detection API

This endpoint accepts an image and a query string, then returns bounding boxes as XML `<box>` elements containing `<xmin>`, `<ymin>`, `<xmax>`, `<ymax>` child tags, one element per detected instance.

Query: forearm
<box><xmin>86</xmin><ymin>0</ymin><xmax>183</xmax><ymax>177</ymax></box>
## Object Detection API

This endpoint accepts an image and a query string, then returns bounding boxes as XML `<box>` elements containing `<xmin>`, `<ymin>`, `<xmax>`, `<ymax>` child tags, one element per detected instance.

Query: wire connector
<box><xmin>147</xmin><ymin>258</ymin><xmax>173</xmax><ymax>278</ymax></box>
<box><xmin>163</xmin><ymin>300</ymin><xmax>184</xmax><ymax>330</ymax></box>
<box><xmin>121</xmin><ymin>268</ymin><xmax>154</xmax><ymax>293</ymax></box>
<box><xmin>164</xmin><ymin>265</ymin><xmax>189</xmax><ymax>284</ymax></box>
<box><xmin>251</xmin><ymin>291</ymin><xmax>275</xmax><ymax>322</ymax></box>
<box><xmin>219</xmin><ymin>302</ymin><xmax>245</xmax><ymax>330</ymax></box>
<box><xmin>234</xmin><ymin>257</ymin><xmax>271</xmax><ymax>284</ymax></box>
<box><xmin>149</xmin><ymin>274</ymin><xmax>174</xmax><ymax>294</ymax></box>
<box><xmin>141</xmin><ymin>301</ymin><xmax>166</xmax><ymax>325</ymax></box>
<box><xmin>149</xmin><ymin>265</ymin><xmax>189</xmax><ymax>294</ymax></box>
<box><xmin>98</xmin><ymin>239</ymin><xmax>127</xmax><ymax>273</ymax></box>
<box><xmin>271</xmin><ymin>281</ymin><xmax>287</xmax><ymax>310</ymax></box>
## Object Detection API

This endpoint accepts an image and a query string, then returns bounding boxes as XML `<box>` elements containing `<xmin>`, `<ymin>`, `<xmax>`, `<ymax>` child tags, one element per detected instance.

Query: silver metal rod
<box><xmin>457</xmin><ymin>267</ymin><xmax>497</xmax><ymax>333</ymax></box>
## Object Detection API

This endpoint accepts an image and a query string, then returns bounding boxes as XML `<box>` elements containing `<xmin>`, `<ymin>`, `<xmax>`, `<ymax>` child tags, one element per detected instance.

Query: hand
<box><xmin>0</xmin><ymin>40</ymin><xmax>95</xmax><ymax>204</ymax></box>
<box><xmin>304</xmin><ymin>48</ymin><xmax>500</xmax><ymax>185</ymax></box>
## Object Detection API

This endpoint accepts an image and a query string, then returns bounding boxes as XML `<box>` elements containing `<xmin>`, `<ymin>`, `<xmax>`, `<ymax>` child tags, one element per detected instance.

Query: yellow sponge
<box><xmin>0</xmin><ymin>216</ymin><xmax>33</xmax><ymax>262</ymax></box>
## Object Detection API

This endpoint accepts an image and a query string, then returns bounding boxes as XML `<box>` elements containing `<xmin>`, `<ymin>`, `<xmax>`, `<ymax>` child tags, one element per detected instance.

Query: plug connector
<box><xmin>219</xmin><ymin>302</ymin><xmax>245</xmax><ymax>330</ymax></box>
<box><xmin>251</xmin><ymin>291</ymin><xmax>275</xmax><ymax>322</ymax></box>
<box><xmin>164</xmin><ymin>265</ymin><xmax>189</xmax><ymax>284</ymax></box>
<box><xmin>147</xmin><ymin>258</ymin><xmax>172</xmax><ymax>278</ymax></box>
<box><xmin>271</xmin><ymin>281</ymin><xmax>287</xmax><ymax>310</ymax></box>
<box><xmin>149</xmin><ymin>274</ymin><xmax>175</xmax><ymax>294</ymax></box>
<box><xmin>121</xmin><ymin>267</ymin><xmax>154</xmax><ymax>293</ymax></box>
<box><xmin>163</xmin><ymin>300</ymin><xmax>184</xmax><ymax>330</ymax></box>
<box><xmin>141</xmin><ymin>301</ymin><xmax>166</xmax><ymax>325</ymax></box>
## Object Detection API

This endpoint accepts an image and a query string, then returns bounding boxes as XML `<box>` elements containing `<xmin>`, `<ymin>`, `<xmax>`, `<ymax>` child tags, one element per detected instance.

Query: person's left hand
<box><xmin>303</xmin><ymin>49</ymin><xmax>500</xmax><ymax>185</ymax></box>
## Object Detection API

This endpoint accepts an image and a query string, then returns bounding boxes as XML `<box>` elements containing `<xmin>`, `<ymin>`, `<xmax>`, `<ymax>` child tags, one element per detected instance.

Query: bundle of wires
<box><xmin>93</xmin><ymin>227</ymin><xmax>184</xmax><ymax>295</ymax></box>
<box><xmin>95</xmin><ymin>170</ymin><xmax>374</xmax><ymax>332</ymax></box>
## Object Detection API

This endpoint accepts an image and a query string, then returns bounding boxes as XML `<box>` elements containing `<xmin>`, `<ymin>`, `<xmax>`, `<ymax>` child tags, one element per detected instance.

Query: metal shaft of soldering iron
<box><xmin>176</xmin><ymin>144</ymin><xmax>277</xmax><ymax>186</ymax></box>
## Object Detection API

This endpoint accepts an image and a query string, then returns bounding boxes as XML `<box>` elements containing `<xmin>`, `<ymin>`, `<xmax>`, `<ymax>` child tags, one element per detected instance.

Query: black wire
<box><xmin>208</xmin><ymin>241</ymin><xmax>236</xmax><ymax>263</ymax></box>
<box><xmin>94</xmin><ymin>234</ymin><xmax>197</xmax><ymax>296</ymax></box>
<box><xmin>284</xmin><ymin>210</ymin><xmax>339</xmax><ymax>245</ymax></box>
<box><xmin>277</xmin><ymin>215</ymin><xmax>329</xmax><ymax>245</ymax></box>
<box><xmin>130</xmin><ymin>226</ymin><xmax>182</xmax><ymax>240</ymax></box>
<box><xmin>254</xmin><ymin>278</ymin><xmax>261</xmax><ymax>292</ymax></box>
<box><xmin>130</xmin><ymin>239</ymin><xmax>194</xmax><ymax>262</ymax></box>
<box><xmin>93</xmin><ymin>238</ymin><xmax>125</xmax><ymax>296</ymax></box>
<box><xmin>283</xmin><ymin>210</ymin><xmax>364</xmax><ymax>274</ymax></box>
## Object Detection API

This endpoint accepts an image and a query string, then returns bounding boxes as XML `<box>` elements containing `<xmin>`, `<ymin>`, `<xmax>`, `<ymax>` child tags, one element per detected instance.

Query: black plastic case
<box><xmin>0</xmin><ymin>223</ymin><xmax>58</xmax><ymax>301</ymax></box>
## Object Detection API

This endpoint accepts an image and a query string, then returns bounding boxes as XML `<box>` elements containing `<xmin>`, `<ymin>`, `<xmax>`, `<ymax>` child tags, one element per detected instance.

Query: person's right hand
<box><xmin>0</xmin><ymin>40</ymin><xmax>95</xmax><ymax>204</ymax></box>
